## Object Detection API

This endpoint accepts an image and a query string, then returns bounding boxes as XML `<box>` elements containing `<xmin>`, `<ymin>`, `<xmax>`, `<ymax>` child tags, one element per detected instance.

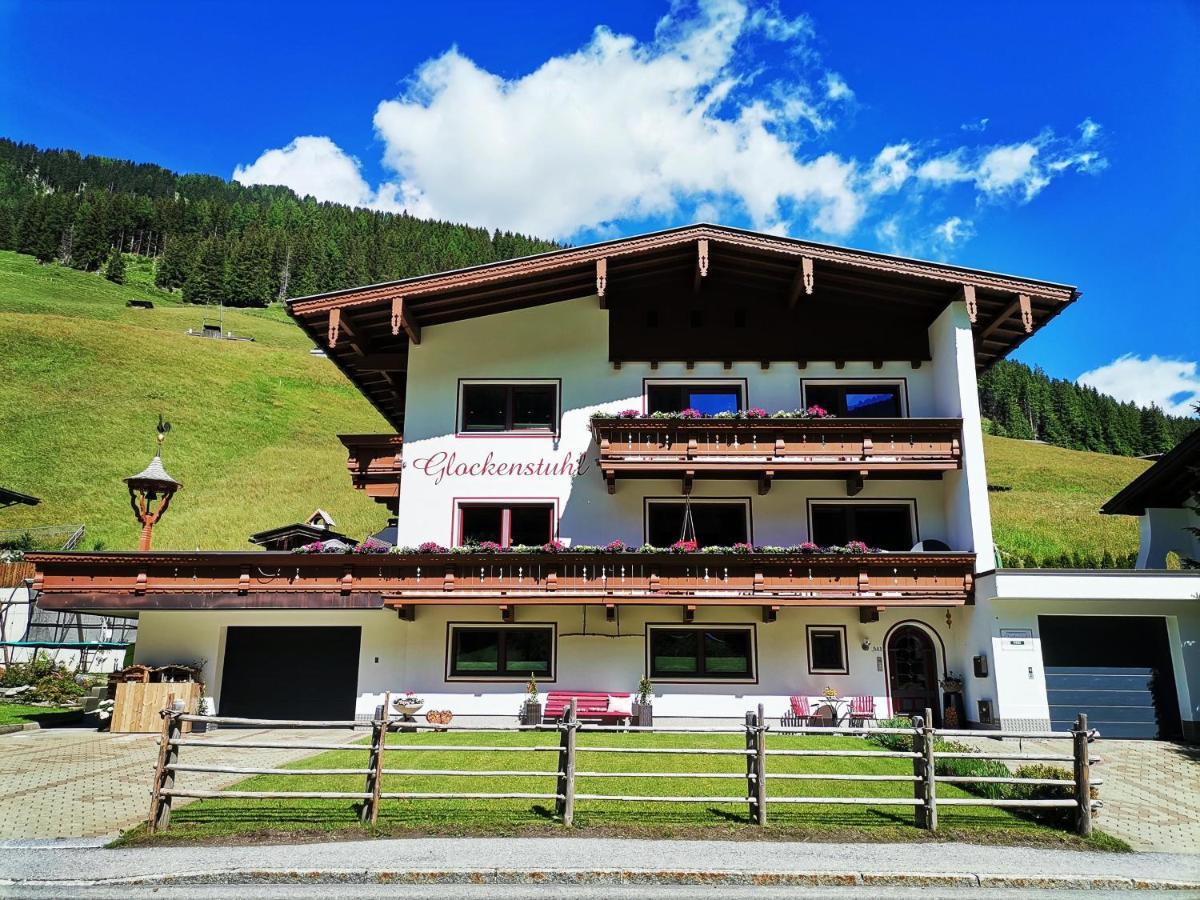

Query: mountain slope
<box><xmin>0</xmin><ymin>251</ymin><xmax>1150</xmax><ymax>561</ymax></box>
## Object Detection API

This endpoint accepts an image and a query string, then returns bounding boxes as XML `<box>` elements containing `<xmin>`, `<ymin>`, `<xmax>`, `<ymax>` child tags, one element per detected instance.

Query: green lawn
<box><xmin>983</xmin><ymin>434</ymin><xmax>1149</xmax><ymax>565</ymax></box>
<box><xmin>120</xmin><ymin>730</ymin><xmax>1121</xmax><ymax>849</ymax></box>
<box><xmin>0</xmin><ymin>251</ymin><xmax>388</xmax><ymax>550</ymax></box>
<box><xmin>0</xmin><ymin>701</ymin><xmax>79</xmax><ymax>727</ymax></box>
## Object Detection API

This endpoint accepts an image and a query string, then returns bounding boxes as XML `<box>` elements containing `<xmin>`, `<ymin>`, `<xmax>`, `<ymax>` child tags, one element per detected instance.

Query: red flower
<box><xmin>680</xmin><ymin>408</ymin><xmax>702</xmax><ymax>419</ymax></box>
<box><xmin>670</xmin><ymin>539</ymin><xmax>698</xmax><ymax>553</ymax></box>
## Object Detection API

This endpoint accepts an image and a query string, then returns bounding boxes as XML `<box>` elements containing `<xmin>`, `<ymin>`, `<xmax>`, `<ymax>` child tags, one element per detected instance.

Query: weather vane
<box><xmin>156</xmin><ymin>414</ymin><xmax>171</xmax><ymax>453</ymax></box>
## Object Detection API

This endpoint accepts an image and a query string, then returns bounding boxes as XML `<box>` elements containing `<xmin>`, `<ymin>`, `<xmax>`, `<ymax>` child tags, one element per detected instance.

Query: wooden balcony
<box><xmin>591</xmin><ymin>417</ymin><xmax>963</xmax><ymax>494</ymax></box>
<box><xmin>30</xmin><ymin>550</ymin><xmax>975</xmax><ymax>620</ymax></box>
<box><xmin>338</xmin><ymin>433</ymin><xmax>403</xmax><ymax>513</ymax></box>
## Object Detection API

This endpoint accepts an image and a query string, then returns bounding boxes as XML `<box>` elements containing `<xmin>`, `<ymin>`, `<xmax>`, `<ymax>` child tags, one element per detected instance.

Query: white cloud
<box><xmin>933</xmin><ymin>216</ymin><xmax>974</xmax><ymax>246</ymax></box>
<box><xmin>233</xmin><ymin>136</ymin><xmax>379</xmax><ymax>208</ymax></box>
<box><xmin>960</xmin><ymin>117</ymin><xmax>989</xmax><ymax>133</ymax></box>
<box><xmin>231</xmin><ymin>3</ymin><xmax>1108</xmax><ymax>244</ymax></box>
<box><xmin>1077</xmin><ymin>355</ymin><xmax>1200</xmax><ymax>417</ymax></box>
<box><xmin>824</xmin><ymin>72</ymin><xmax>854</xmax><ymax>101</ymax></box>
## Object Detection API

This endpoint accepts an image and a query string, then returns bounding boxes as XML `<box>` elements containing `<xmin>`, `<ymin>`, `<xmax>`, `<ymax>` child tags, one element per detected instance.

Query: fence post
<box><xmin>1073</xmin><ymin>712</ymin><xmax>1092</xmax><ymax>837</ymax></box>
<box><xmin>361</xmin><ymin>691</ymin><xmax>389</xmax><ymax>824</ymax></box>
<box><xmin>911</xmin><ymin>713</ymin><xmax>926</xmax><ymax>828</ymax></box>
<box><xmin>754</xmin><ymin>702</ymin><xmax>767</xmax><ymax>826</ymax></box>
<box><xmin>560</xmin><ymin>697</ymin><xmax>578</xmax><ymax>826</ymax></box>
<box><xmin>923</xmin><ymin>706</ymin><xmax>938</xmax><ymax>831</ymax></box>
<box><xmin>147</xmin><ymin>697</ymin><xmax>181</xmax><ymax>833</ymax></box>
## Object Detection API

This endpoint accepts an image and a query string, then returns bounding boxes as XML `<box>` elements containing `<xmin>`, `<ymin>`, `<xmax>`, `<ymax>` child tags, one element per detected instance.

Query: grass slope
<box><xmin>984</xmin><ymin>435</ymin><xmax>1149</xmax><ymax>565</ymax></box>
<box><xmin>122</xmin><ymin>730</ymin><xmax>1115</xmax><ymax>848</ymax></box>
<box><xmin>0</xmin><ymin>251</ymin><xmax>1150</xmax><ymax>560</ymax></box>
<box><xmin>0</xmin><ymin>251</ymin><xmax>387</xmax><ymax>550</ymax></box>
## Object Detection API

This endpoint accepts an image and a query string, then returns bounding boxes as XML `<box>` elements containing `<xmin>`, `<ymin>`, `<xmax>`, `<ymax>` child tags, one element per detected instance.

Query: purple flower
<box><xmin>618</xmin><ymin>409</ymin><xmax>641</xmax><ymax>419</ymax></box>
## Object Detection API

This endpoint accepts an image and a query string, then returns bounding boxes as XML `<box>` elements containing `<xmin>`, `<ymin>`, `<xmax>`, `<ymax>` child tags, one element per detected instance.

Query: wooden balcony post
<box><xmin>1073</xmin><ymin>713</ymin><xmax>1093</xmax><ymax>836</ymax></box>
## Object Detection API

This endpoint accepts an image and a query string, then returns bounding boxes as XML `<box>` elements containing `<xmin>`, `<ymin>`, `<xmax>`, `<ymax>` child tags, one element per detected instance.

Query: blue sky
<box><xmin>1</xmin><ymin>1</ymin><xmax>1197</xmax><ymax>413</ymax></box>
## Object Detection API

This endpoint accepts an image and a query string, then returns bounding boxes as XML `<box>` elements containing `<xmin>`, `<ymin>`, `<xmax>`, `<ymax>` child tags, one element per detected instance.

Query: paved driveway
<box><xmin>0</xmin><ymin>726</ymin><xmax>362</xmax><ymax>839</ymax></box>
<box><xmin>957</xmin><ymin>736</ymin><xmax>1200</xmax><ymax>854</ymax></box>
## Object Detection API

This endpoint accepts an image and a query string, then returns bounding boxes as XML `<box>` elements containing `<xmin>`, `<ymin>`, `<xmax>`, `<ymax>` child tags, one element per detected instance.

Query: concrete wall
<box><xmin>133</xmin><ymin>605</ymin><xmax>960</xmax><ymax>723</ymax></box>
<box><xmin>1138</xmin><ymin>507</ymin><xmax>1200</xmax><ymax>569</ymax></box>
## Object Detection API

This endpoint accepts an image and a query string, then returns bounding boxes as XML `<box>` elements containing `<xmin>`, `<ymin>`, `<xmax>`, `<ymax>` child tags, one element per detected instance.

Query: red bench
<box><xmin>543</xmin><ymin>690</ymin><xmax>633</xmax><ymax>724</ymax></box>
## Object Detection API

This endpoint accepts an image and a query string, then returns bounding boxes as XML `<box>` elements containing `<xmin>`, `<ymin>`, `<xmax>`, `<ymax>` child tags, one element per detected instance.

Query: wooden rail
<box><xmin>591</xmin><ymin>417</ymin><xmax>963</xmax><ymax>493</ymax></box>
<box><xmin>31</xmin><ymin>549</ymin><xmax>977</xmax><ymax>612</ymax></box>
<box><xmin>145</xmin><ymin>703</ymin><xmax>1098</xmax><ymax>837</ymax></box>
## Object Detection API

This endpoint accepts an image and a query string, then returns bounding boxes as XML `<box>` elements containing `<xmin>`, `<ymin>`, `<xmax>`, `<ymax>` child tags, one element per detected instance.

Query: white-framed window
<box><xmin>646</xmin><ymin>624</ymin><xmax>757</xmax><ymax>682</ymax></box>
<box><xmin>644</xmin><ymin>497</ymin><xmax>752</xmax><ymax>547</ymax></box>
<box><xmin>801</xmin><ymin>378</ymin><xmax>909</xmax><ymax>417</ymax></box>
<box><xmin>807</xmin><ymin>499</ymin><xmax>918</xmax><ymax>551</ymax></box>
<box><xmin>644</xmin><ymin>379</ymin><xmax>747</xmax><ymax>415</ymax></box>
<box><xmin>446</xmin><ymin>623</ymin><xmax>556</xmax><ymax>681</ymax></box>
<box><xmin>806</xmin><ymin>625</ymin><xmax>848</xmax><ymax>675</ymax></box>
<box><xmin>457</xmin><ymin>379</ymin><xmax>560</xmax><ymax>434</ymax></box>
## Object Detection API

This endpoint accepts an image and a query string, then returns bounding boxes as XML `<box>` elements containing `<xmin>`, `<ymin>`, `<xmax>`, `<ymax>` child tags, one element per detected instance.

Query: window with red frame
<box><xmin>458</xmin><ymin>503</ymin><xmax>555</xmax><ymax>547</ymax></box>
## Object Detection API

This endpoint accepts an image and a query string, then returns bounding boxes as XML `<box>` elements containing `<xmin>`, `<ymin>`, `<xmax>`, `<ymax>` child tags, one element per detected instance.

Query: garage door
<box><xmin>220</xmin><ymin>626</ymin><xmax>361</xmax><ymax>721</ymax></box>
<box><xmin>1039</xmin><ymin>616</ymin><xmax>1181</xmax><ymax>740</ymax></box>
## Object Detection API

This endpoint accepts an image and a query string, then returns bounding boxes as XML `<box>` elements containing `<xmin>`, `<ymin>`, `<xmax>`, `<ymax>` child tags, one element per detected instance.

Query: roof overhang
<box><xmin>1102</xmin><ymin>428</ymin><xmax>1200</xmax><ymax>516</ymax></box>
<box><xmin>287</xmin><ymin>224</ymin><xmax>1079</xmax><ymax>432</ymax></box>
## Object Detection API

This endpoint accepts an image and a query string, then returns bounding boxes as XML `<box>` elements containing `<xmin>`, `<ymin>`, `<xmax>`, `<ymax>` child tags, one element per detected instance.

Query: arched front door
<box><xmin>887</xmin><ymin>625</ymin><xmax>940</xmax><ymax>724</ymax></box>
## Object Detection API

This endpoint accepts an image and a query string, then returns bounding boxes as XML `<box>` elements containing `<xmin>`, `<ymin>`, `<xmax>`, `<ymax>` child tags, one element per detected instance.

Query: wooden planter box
<box><xmin>633</xmin><ymin>702</ymin><xmax>653</xmax><ymax>727</ymax></box>
<box><xmin>521</xmin><ymin>701</ymin><xmax>543</xmax><ymax>725</ymax></box>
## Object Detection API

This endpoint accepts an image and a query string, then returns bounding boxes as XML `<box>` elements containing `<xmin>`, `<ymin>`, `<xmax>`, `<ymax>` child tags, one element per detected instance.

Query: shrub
<box><xmin>0</xmin><ymin>652</ymin><xmax>58</xmax><ymax>687</ymax></box>
<box><xmin>31</xmin><ymin>671</ymin><xmax>86</xmax><ymax>705</ymax></box>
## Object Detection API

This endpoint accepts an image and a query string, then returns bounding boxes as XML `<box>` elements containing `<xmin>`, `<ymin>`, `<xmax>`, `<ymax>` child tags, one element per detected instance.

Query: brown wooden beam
<box><xmin>960</xmin><ymin>284</ymin><xmax>978</xmax><ymax>323</ymax></box>
<box><xmin>977</xmin><ymin>295</ymin><xmax>1024</xmax><ymax>343</ymax></box>
<box><xmin>693</xmin><ymin>239</ymin><xmax>709</xmax><ymax>294</ymax></box>
<box><xmin>397</xmin><ymin>604</ymin><xmax>415</xmax><ymax>622</ymax></box>
<box><xmin>762</xmin><ymin>605</ymin><xmax>779</xmax><ymax>624</ymax></box>
<box><xmin>354</xmin><ymin>354</ymin><xmax>409</xmax><ymax>372</ymax></box>
<box><xmin>327</xmin><ymin>308</ymin><xmax>341</xmax><ymax>348</ymax></box>
<box><xmin>596</xmin><ymin>257</ymin><xmax>607</xmax><ymax>308</ymax></box>
<box><xmin>847</xmin><ymin>472</ymin><xmax>866</xmax><ymax>496</ymax></box>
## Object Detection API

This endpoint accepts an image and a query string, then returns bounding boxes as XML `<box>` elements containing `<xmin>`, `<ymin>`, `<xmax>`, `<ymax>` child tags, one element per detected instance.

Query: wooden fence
<box><xmin>147</xmin><ymin>698</ymin><xmax>1099</xmax><ymax>837</ymax></box>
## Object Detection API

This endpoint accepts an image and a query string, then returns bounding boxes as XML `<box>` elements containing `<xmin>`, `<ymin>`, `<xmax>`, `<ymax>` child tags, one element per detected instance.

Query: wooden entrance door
<box><xmin>887</xmin><ymin>625</ymin><xmax>940</xmax><ymax>724</ymax></box>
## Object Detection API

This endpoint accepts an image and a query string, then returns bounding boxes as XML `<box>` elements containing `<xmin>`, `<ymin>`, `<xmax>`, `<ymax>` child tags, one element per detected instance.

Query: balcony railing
<box><xmin>591</xmin><ymin>417</ymin><xmax>962</xmax><ymax>493</ymax></box>
<box><xmin>30</xmin><ymin>550</ymin><xmax>974</xmax><ymax>616</ymax></box>
<box><xmin>339</xmin><ymin>434</ymin><xmax>403</xmax><ymax>512</ymax></box>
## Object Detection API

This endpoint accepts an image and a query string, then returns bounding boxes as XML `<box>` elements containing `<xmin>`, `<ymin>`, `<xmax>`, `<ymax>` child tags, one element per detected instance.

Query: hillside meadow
<box><xmin>0</xmin><ymin>252</ymin><xmax>1148</xmax><ymax>561</ymax></box>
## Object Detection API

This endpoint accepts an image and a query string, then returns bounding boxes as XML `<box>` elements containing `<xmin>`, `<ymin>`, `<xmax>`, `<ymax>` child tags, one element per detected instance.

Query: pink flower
<box><xmin>799</xmin><ymin>541</ymin><xmax>820</xmax><ymax>553</ymax></box>
<box><xmin>845</xmin><ymin>540</ymin><xmax>870</xmax><ymax>554</ymax></box>
<box><xmin>745</xmin><ymin>407</ymin><xmax>767</xmax><ymax>419</ymax></box>
<box><xmin>417</xmin><ymin>541</ymin><xmax>448</xmax><ymax>554</ymax></box>
<box><xmin>604</xmin><ymin>540</ymin><xmax>627</xmax><ymax>552</ymax></box>
<box><xmin>618</xmin><ymin>409</ymin><xmax>641</xmax><ymax>419</ymax></box>
<box><xmin>679</xmin><ymin>408</ymin><xmax>702</xmax><ymax>419</ymax></box>
<box><xmin>542</xmin><ymin>539</ymin><xmax>567</xmax><ymax>553</ymax></box>
<box><xmin>806</xmin><ymin>404</ymin><xmax>829</xmax><ymax>418</ymax></box>
<box><xmin>670</xmin><ymin>539</ymin><xmax>698</xmax><ymax>553</ymax></box>
<box><xmin>477</xmin><ymin>541</ymin><xmax>503</xmax><ymax>553</ymax></box>
<box><xmin>732</xmin><ymin>542</ymin><xmax>755</xmax><ymax>553</ymax></box>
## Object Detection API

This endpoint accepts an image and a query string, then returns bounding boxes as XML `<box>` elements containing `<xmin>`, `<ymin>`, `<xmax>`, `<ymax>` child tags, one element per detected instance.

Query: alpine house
<box><xmin>28</xmin><ymin>224</ymin><xmax>1200</xmax><ymax>738</ymax></box>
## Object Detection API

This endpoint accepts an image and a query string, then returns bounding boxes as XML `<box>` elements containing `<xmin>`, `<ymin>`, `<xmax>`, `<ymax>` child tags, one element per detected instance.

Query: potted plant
<box><xmin>633</xmin><ymin>675</ymin><xmax>653</xmax><ymax>727</ymax></box>
<box><xmin>521</xmin><ymin>673</ymin><xmax>542</xmax><ymax>725</ymax></box>
<box><xmin>392</xmin><ymin>692</ymin><xmax>425</xmax><ymax>717</ymax></box>
<box><xmin>940</xmin><ymin>671</ymin><xmax>966</xmax><ymax>728</ymax></box>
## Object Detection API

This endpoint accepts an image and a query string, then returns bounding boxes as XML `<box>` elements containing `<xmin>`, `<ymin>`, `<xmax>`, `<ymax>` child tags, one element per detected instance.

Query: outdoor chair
<box><xmin>848</xmin><ymin>695</ymin><xmax>876</xmax><ymax>726</ymax></box>
<box><xmin>781</xmin><ymin>694</ymin><xmax>810</xmax><ymax>729</ymax></box>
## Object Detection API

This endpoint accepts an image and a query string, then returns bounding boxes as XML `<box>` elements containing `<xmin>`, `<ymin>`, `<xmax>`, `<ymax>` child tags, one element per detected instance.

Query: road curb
<box><xmin>0</xmin><ymin>722</ymin><xmax>39</xmax><ymax>736</ymax></box>
<box><xmin>5</xmin><ymin>868</ymin><xmax>1199</xmax><ymax>890</ymax></box>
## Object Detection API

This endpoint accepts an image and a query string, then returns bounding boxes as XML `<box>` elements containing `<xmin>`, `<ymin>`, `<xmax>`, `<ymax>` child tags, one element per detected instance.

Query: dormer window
<box><xmin>803</xmin><ymin>381</ymin><xmax>906</xmax><ymax>417</ymax></box>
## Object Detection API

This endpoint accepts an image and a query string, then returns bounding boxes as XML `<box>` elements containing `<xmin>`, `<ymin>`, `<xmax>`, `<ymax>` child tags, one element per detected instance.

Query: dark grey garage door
<box><xmin>1039</xmin><ymin>615</ymin><xmax>1181</xmax><ymax>740</ymax></box>
<box><xmin>220</xmin><ymin>626</ymin><xmax>361</xmax><ymax>721</ymax></box>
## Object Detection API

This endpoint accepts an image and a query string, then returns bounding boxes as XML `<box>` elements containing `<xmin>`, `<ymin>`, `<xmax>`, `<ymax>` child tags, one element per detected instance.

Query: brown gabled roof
<box><xmin>287</xmin><ymin>223</ymin><xmax>1079</xmax><ymax>431</ymax></box>
<box><xmin>1102</xmin><ymin>427</ymin><xmax>1200</xmax><ymax>516</ymax></box>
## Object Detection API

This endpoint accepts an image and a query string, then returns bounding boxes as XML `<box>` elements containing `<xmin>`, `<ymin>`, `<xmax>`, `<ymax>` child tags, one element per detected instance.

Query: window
<box><xmin>809</xmin><ymin>502</ymin><xmax>915</xmax><ymax>551</ymax></box>
<box><xmin>807</xmin><ymin>626</ymin><xmax>848</xmax><ymax>674</ymax></box>
<box><xmin>646</xmin><ymin>500</ymin><xmax>750</xmax><ymax>548</ymax></box>
<box><xmin>803</xmin><ymin>382</ymin><xmax>904</xmax><ymax>418</ymax></box>
<box><xmin>459</xmin><ymin>382</ymin><xmax>558</xmax><ymax>433</ymax></box>
<box><xmin>448</xmin><ymin>625</ymin><xmax>555</xmax><ymax>680</ymax></box>
<box><xmin>646</xmin><ymin>382</ymin><xmax>745</xmax><ymax>415</ymax></box>
<box><xmin>458</xmin><ymin>503</ymin><xmax>554</xmax><ymax>547</ymax></box>
<box><xmin>648</xmin><ymin>626</ymin><xmax>755</xmax><ymax>680</ymax></box>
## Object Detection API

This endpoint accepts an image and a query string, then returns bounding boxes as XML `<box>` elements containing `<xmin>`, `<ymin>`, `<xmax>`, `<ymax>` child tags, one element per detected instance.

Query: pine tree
<box><xmin>103</xmin><ymin>248</ymin><xmax>125</xmax><ymax>284</ymax></box>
